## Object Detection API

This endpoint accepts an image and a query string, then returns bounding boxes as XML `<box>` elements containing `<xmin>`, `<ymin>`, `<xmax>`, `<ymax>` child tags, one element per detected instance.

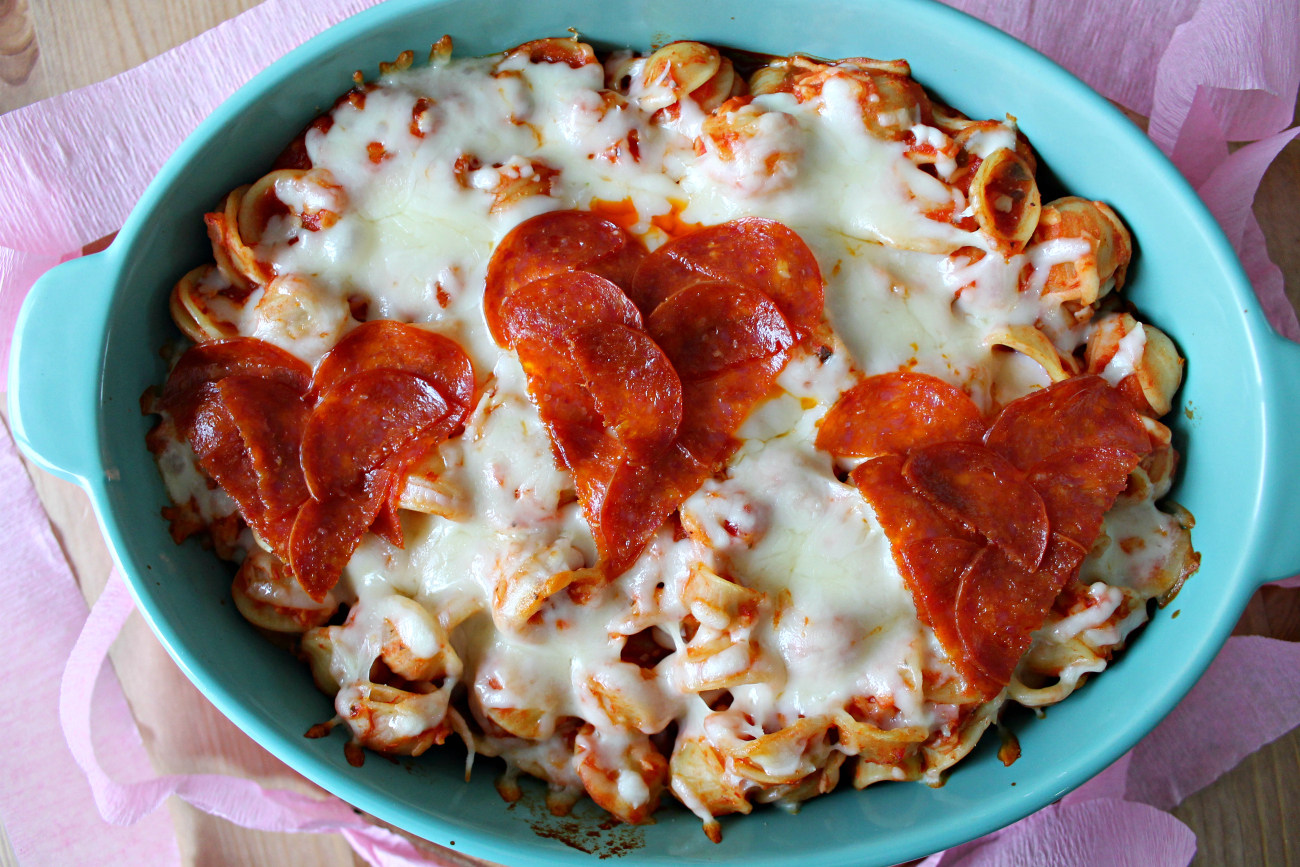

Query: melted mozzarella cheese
<box><xmin>156</xmin><ymin>46</ymin><xmax>1188</xmax><ymax>812</ymax></box>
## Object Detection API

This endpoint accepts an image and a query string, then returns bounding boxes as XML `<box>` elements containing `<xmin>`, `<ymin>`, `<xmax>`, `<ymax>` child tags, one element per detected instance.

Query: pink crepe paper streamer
<box><xmin>943</xmin><ymin>0</ymin><xmax>1300</xmax><ymax>152</ymax></box>
<box><xmin>0</xmin><ymin>423</ymin><xmax>182</xmax><ymax>866</ymax></box>
<box><xmin>1174</xmin><ymin>88</ymin><xmax>1300</xmax><ymax>341</ymax></box>
<box><xmin>0</xmin><ymin>0</ymin><xmax>1296</xmax><ymax>384</ymax></box>
<box><xmin>943</xmin><ymin>0</ymin><xmax>1199</xmax><ymax>119</ymax></box>
<box><xmin>1125</xmin><ymin>635</ymin><xmax>1300</xmax><ymax>809</ymax></box>
<box><xmin>917</xmin><ymin>799</ymin><xmax>1197</xmax><ymax>867</ymax></box>
<box><xmin>60</xmin><ymin>568</ymin><xmax>475</xmax><ymax>867</ymax></box>
<box><xmin>0</xmin><ymin>0</ymin><xmax>382</xmax><ymax>383</ymax></box>
<box><xmin>944</xmin><ymin>0</ymin><xmax>1300</xmax><ymax>348</ymax></box>
<box><xmin>1149</xmin><ymin>0</ymin><xmax>1300</xmax><ymax>154</ymax></box>
<box><xmin>917</xmin><ymin>629</ymin><xmax>1300</xmax><ymax>866</ymax></box>
<box><xmin>0</xmin><ymin>0</ymin><xmax>1297</xmax><ymax>861</ymax></box>
<box><xmin>0</xmin><ymin>0</ymin><xmax>381</xmax><ymax>258</ymax></box>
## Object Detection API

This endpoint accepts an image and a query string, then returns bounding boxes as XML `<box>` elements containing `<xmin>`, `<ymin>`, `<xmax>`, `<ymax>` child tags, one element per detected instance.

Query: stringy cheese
<box><xmin>158</xmin><ymin>46</ymin><xmax>1184</xmax><ymax>821</ymax></box>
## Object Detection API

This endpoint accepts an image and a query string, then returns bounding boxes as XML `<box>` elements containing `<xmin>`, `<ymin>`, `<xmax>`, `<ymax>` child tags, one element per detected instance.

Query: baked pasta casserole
<box><xmin>143</xmin><ymin>36</ymin><xmax>1200</xmax><ymax>841</ymax></box>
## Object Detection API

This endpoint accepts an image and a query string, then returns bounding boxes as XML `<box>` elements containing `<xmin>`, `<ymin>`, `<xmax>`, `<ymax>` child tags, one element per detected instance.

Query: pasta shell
<box><xmin>1031</xmin><ymin>197</ymin><xmax>1132</xmax><ymax>305</ymax></box>
<box><xmin>378</xmin><ymin>595</ymin><xmax>455</xmax><ymax>682</ymax></box>
<box><xmin>969</xmin><ymin>147</ymin><xmax>1040</xmax><ymax>253</ymax></box>
<box><xmin>1133</xmin><ymin>324</ymin><xmax>1184</xmax><ymax>417</ymax></box>
<box><xmin>639</xmin><ymin>41</ymin><xmax>721</xmax><ymax>110</ymax></box>
<box><xmin>169</xmin><ymin>265</ymin><xmax>243</xmax><ymax>343</ymax></box>
<box><xmin>986</xmin><ymin>324</ymin><xmax>1073</xmax><ymax>382</ymax></box>
<box><xmin>231</xmin><ymin>548</ymin><xmax>337</xmax><ymax>634</ymax></box>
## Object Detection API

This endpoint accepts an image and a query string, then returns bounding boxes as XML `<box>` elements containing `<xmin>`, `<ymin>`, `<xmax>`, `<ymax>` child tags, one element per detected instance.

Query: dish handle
<box><xmin>1256</xmin><ymin>330</ymin><xmax>1300</xmax><ymax>586</ymax></box>
<box><xmin>6</xmin><ymin>253</ymin><xmax>113</xmax><ymax>486</ymax></box>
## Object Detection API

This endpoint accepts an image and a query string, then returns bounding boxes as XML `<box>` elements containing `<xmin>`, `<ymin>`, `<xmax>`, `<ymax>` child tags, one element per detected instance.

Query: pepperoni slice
<box><xmin>561</xmin><ymin>284</ymin><xmax>793</xmax><ymax>575</ymax></box>
<box><xmin>505</xmin><ymin>284</ymin><xmax>629</xmax><ymax>550</ymax></box>
<box><xmin>519</xmin><ymin>346</ymin><xmax>622</xmax><ymax>503</ymax></box>
<box><xmin>162</xmin><ymin>338</ymin><xmax>311</xmax><ymax>429</ymax></box>
<box><xmin>369</xmin><ymin>494</ymin><xmax>405</xmax><ymax>548</ymax></box>
<box><xmin>600</xmin><ymin>443</ymin><xmax>709</xmax><ymax>577</ymax></box>
<box><xmin>955</xmin><ymin>534</ymin><xmax>1087</xmax><ymax>684</ymax></box>
<box><xmin>566</xmin><ymin>322</ymin><xmax>682</xmax><ymax>462</ymax></box>
<box><xmin>368</xmin><ymin>437</ymin><xmax>436</xmax><ymax>550</ymax></box>
<box><xmin>816</xmin><ymin>372</ymin><xmax>985</xmax><ymax>459</ymax></box>
<box><xmin>186</xmin><ymin>386</ymin><xmax>268</xmax><ymax>533</ymax></box>
<box><xmin>213</xmin><ymin>375</ymin><xmax>311</xmax><ymax>525</ymax></box>
<box><xmin>629</xmin><ymin>218</ymin><xmax>824</xmax><ymax>340</ymax></box>
<box><xmin>310</xmin><ymin>320</ymin><xmax>475</xmax><ymax>414</ymax></box>
<box><xmin>301</xmin><ymin>370</ymin><xmax>453</xmax><ymax>497</ymax></box>
<box><xmin>678</xmin><ymin>356</ymin><xmax>789</xmax><ymax>466</ymax></box>
<box><xmin>1038</xmin><ymin>533</ymin><xmax>1089</xmax><ymax>592</ymax></box>
<box><xmin>903</xmin><ymin>442</ymin><xmax>1049</xmax><ymax>571</ymax></box>
<box><xmin>290</xmin><ymin>480</ymin><xmax>390</xmax><ymax>602</ymax></box>
<box><xmin>597</xmin><ymin>355</ymin><xmax>788</xmax><ymax>575</ymax></box>
<box><xmin>899</xmin><ymin>538</ymin><xmax>982</xmax><ymax>673</ymax></box>
<box><xmin>650</xmin><ymin>284</ymin><xmax>793</xmax><ymax>466</ymax></box>
<box><xmin>1027</xmin><ymin>446</ymin><xmax>1140</xmax><ymax>549</ymax></box>
<box><xmin>647</xmin><ymin>282</ymin><xmax>793</xmax><ymax>381</ymax></box>
<box><xmin>850</xmin><ymin>455</ymin><xmax>977</xmax><ymax>549</ymax></box>
<box><xmin>984</xmin><ymin>375</ymin><xmax>1151</xmax><ymax>472</ymax></box>
<box><xmin>292</xmin><ymin>371</ymin><xmax>459</xmax><ymax>599</ymax></box>
<box><xmin>485</xmin><ymin>211</ymin><xmax>646</xmax><ymax>346</ymax></box>
<box><xmin>495</xmin><ymin>271</ymin><xmax>642</xmax><ymax>349</ymax></box>
<box><xmin>180</xmin><ymin>377</ymin><xmax>311</xmax><ymax>559</ymax></box>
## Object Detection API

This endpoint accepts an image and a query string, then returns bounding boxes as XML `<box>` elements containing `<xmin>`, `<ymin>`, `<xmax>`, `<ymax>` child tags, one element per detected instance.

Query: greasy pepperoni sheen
<box><xmin>850</xmin><ymin>455</ymin><xmax>978</xmax><ymax>548</ymax></box>
<box><xmin>300</xmin><ymin>370</ymin><xmax>452</xmax><ymax>498</ymax></box>
<box><xmin>290</xmin><ymin>482</ymin><xmax>390</xmax><ymax>602</ymax></box>
<box><xmin>485</xmin><ymin>211</ymin><xmax>646</xmax><ymax>345</ymax></box>
<box><xmin>629</xmin><ymin>218</ymin><xmax>825</xmax><ymax>340</ymax></box>
<box><xmin>162</xmin><ymin>338</ymin><xmax>311</xmax><ymax>428</ymax></box>
<box><xmin>187</xmin><ymin>386</ymin><xmax>266</xmax><ymax>529</ymax></box>
<box><xmin>984</xmin><ymin>374</ymin><xmax>1151</xmax><ymax>472</ymax></box>
<box><xmin>600</xmin><ymin>443</ymin><xmax>709</xmax><ymax>578</ymax></box>
<box><xmin>566</xmin><ymin>322</ymin><xmax>683</xmax><ymax>461</ymax></box>
<box><xmin>647</xmin><ymin>283</ymin><xmax>794</xmax><ymax>381</ymax></box>
<box><xmin>899</xmin><ymin>537</ymin><xmax>986</xmax><ymax>688</ymax></box>
<box><xmin>1027</xmin><ymin>446</ymin><xmax>1140</xmax><ymax>549</ymax></box>
<box><xmin>955</xmin><ymin>534</ymin><xmax>1087</xmax><ymax>684</ymax></box>
<box><xmin>213</xmin><ymin>375</ymin><xmax>311</xmax><ymax>521</ymax></box>
<box><xmin>816</xmin><ymin>372</ymin><xmax>986</xmax><ymax>459</ymax></box>
<box><xmin>903</xmin><ymin>442</ymin><xmax>1049</xmax><ymax>571</ymax></box>
<box><xmin>310</xmin><ymin>320</ymin><xmax>474</xmax><ymax>414</ymax></box>
<box><xmin>496</xmin><ymin>271</ymin><xmax>643</xmax><ymax>349</ymax></box>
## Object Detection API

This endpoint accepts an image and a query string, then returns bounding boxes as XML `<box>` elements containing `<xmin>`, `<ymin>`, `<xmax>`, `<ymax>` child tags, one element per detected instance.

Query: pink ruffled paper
<box><xmin>0</xmin><ymin>0</ymin><xmax>1298</xmax><ymax>864</ymax></box>
<box><xmin>0</xmin><ymin>0</ymin><xmax>385</xmax><ymax>384</ymax></box>
<box><xmin>0</xmin><ymin>424</ymin><xmax>181</xmax><ymax>866</ymax></box>
<box><xmin>59</xmin><ymin>567</ymin><xmax>483</xmax><ymax>867</ymax></box>
<box><xmin>950</xmin><ymin>0</ymin><xmax>1300</xmax><ymax>340</ymax></box>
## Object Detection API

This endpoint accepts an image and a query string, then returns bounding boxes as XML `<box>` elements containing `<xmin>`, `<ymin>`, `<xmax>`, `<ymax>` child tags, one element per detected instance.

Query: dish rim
<box><xmin>10</xmin><ymin>0</ymin><xmax>1296</xmax><ymax>863</ymax></box>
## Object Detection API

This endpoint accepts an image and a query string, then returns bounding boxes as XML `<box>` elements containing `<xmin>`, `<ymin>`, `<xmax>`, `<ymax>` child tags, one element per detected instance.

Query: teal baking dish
<box><xmin>10</xmin><ymin>0</ymin><xmax>1300</xmax><ymax>864</ymax></box>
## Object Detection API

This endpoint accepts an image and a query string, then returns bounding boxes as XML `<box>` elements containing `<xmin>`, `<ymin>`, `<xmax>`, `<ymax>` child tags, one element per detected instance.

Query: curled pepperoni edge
<box><xmin>485</xmin><ymin>211</ymin><xmax>646</xmax><ymax>347</ymax></box>
<box><xmin>816</xmin><ymin>372</ymin><xmax>986</xmax><ymax>459</ymax></box>
<box><xmin>630</xmin><ymin>217</ymin><xmax>825</xmax><ymax>341</ymax></box>
<box><xmin>902</xmin><ymin>441</ymin><xmax>1050</xmax><ymax>572</ymax></box>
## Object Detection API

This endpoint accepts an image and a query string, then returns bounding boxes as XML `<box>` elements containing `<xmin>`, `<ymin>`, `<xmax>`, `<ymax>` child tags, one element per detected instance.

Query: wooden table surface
<box><xmin>1</xmin><ymin>1</ymin><xmax>1298</xmax><ymax>865</ymax></box>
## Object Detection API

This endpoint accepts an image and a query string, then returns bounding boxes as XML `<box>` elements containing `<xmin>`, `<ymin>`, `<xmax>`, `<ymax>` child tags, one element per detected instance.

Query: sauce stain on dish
<box><xmin>510</xmin><ymin>789</ymin><xmax>647</xmax><ymax>858</ymax></box>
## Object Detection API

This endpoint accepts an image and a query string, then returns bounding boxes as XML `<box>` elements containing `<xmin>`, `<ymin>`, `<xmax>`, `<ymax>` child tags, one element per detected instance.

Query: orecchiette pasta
<box><xmin>1030</xmin><ymin>196</ymin><xmax>1133</xmax><ymax>308</ymax></box>
<box><xmin>148</xmin><ymin>34</ymin><xmax>1196</xmax><ymax>843</ymax></box>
